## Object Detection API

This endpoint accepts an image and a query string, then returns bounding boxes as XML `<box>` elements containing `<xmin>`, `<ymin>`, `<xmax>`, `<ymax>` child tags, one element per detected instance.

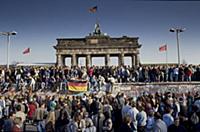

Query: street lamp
<box><xmin>0</xmin><ymin>31</ymin><xmax>17</xmax><ymax>69</ymax></box>
<box><xmin>169</xmin><ymin>28</ymin><xmax>185</xmax><ymax>65</ymax></box>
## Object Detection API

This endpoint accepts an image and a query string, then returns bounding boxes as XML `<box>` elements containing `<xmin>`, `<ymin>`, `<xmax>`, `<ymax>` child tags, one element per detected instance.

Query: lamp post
<box><xmin>169</xmin><ymin>28</ymin><xmax>185</xmax><ymax>66</ymax></box>
<box><xmin>0</xmin><ymin>31</ymin><xmax>17</xmax><ymax>69</ymax></box>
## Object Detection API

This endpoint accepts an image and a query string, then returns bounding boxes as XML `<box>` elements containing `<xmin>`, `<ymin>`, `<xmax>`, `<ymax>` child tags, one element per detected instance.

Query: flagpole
<box><xmin>166</xmin><ymin>45</ymin><xmax>168</xmax><ymax>67</ymax></box>
<box><xmin>165</xmin><ymin>45</ymin><xmax>169</xmax><ymax>82</ymax></box>
<box><xmin>96</xmin><ymin>12</ymin><xmax>98</xmax><ymax>26</ymax></box>
<box><xmin>96</xmin><ymin>6</ymin><xmax>99</xmax><ymax>27</ymax></box>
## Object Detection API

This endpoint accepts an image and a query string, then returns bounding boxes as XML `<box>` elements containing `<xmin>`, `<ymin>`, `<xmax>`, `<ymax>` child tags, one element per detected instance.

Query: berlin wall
<box><xmin>113</xmin><ymin>82</ymin><xmax>200</xmax><ymax>97</ymax></box>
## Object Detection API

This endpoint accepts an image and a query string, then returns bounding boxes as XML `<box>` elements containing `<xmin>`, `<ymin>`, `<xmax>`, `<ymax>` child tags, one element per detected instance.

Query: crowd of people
<box><xmin>0</xmin><ymin>64</ymin><xmax>200</xmax><ymax>92</ymax></box>
<box><xmin>0</xmin><ymin>86</ymin><xmax>200</xmax><ymax>132</ymax></box>
<box><xmin>0</xmin><ymin>65</ymin><xmax>200</xmax><ymax>132</ymax></box>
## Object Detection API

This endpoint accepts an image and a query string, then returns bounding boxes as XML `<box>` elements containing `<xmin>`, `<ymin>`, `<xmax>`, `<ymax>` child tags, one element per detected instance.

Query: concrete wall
<box><xmin>113</xmin><ymin>82</ymin><xmax>200</xmax><ymax>97</ymax></box>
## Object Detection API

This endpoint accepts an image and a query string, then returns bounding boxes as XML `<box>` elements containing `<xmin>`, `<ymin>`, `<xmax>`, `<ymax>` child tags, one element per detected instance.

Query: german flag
<box><xmin>67</xmin><ymin>80</ymin><xmax>88</xmax><ymax>92</ymax></box>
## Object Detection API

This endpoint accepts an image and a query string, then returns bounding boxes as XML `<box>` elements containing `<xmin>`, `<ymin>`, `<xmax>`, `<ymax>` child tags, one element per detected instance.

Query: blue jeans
<box><xmin>174</xmin><ymin>74</ymin><xmax>178</xmax><ymax>81</ymax></box>
<box><xmin>37</xmin><ymin>121</ymin><xmax>46</xmax><ymax>132</ymax></box>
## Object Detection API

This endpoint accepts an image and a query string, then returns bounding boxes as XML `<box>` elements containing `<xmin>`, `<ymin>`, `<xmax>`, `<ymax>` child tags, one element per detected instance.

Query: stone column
<box><xmin>135</xmin><ymin>54</ymin><xmax>140</xmax><ymax>66</ymax></box>
<box><xmin>118</xmin><ymin>53</ymin><xmax>124</xmax><ymax>66</ymax></box>
<box><xmin>105</xmin><ymin>54</ymin><xmax>110</xmax><ymax>66</ymax></box>
<box><xmin>71</xmin><ymin>54</ymin><xmax>77</xmax><ymax>66</ymax></box>
<box><xmin>57</xmin><ymin>54</ymin><xmax>63</xmax><ymax>66</ymax></box>
<box><xmin>62</xmin><ymin>56</ymin><xmax>65</xmax><ymax>66</ymax></box>
<box><xmin>132</xmin><ymin>54</ymin><xmax>135</xmax><ymax>68</ymax></box>
<box><xmin>76</xmin><ymin>56</ymin><xmax>79</xmax><ymax>66</ymax></box>
<box><xmin>86</xmin><ymin>54</ymin><xmax>91</xmax><ymax>67</ymax></box>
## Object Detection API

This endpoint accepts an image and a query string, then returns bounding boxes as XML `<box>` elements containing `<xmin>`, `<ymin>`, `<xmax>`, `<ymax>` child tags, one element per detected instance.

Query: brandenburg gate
<box><xmin>54</xmin><ymin>24</ymin><xmax>141</xmax><ymax>67</ymax></box>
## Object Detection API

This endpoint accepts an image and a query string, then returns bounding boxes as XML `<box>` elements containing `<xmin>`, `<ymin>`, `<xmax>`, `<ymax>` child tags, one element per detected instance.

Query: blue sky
<box><xmin>0</xmin><ymin>0</ymin><xmax>200</xmax><ymax>65</ymax></box>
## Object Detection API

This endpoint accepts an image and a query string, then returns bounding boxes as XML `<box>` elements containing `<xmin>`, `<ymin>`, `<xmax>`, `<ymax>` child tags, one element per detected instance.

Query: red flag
<box><xmin>23</xmin><ymin>48</ymin><xmax>30</xmax><ymax>54</ymax></box>
<box><xmin>159</xmin><ymin>45</ymin><xmax>167</xmax><ymax>52</ymax></box>
<box><xmin>89</xmin><ymin>6</ymin><xmax>97</xmax><ymax>13</ymax></box>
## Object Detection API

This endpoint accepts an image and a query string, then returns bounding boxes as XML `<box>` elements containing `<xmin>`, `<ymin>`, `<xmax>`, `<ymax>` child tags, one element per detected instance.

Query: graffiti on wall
<box><xmin>113</xmin><ymin>83</ymin><xmax>200</xmax><ymax>97</ymax></box>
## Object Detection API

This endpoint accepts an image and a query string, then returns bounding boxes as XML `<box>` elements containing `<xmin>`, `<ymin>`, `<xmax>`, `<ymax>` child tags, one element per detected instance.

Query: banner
<box><xmin>67</xmin><ymin>80</ymin><xmax>88</xmax><ymax>92</ymax></box>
